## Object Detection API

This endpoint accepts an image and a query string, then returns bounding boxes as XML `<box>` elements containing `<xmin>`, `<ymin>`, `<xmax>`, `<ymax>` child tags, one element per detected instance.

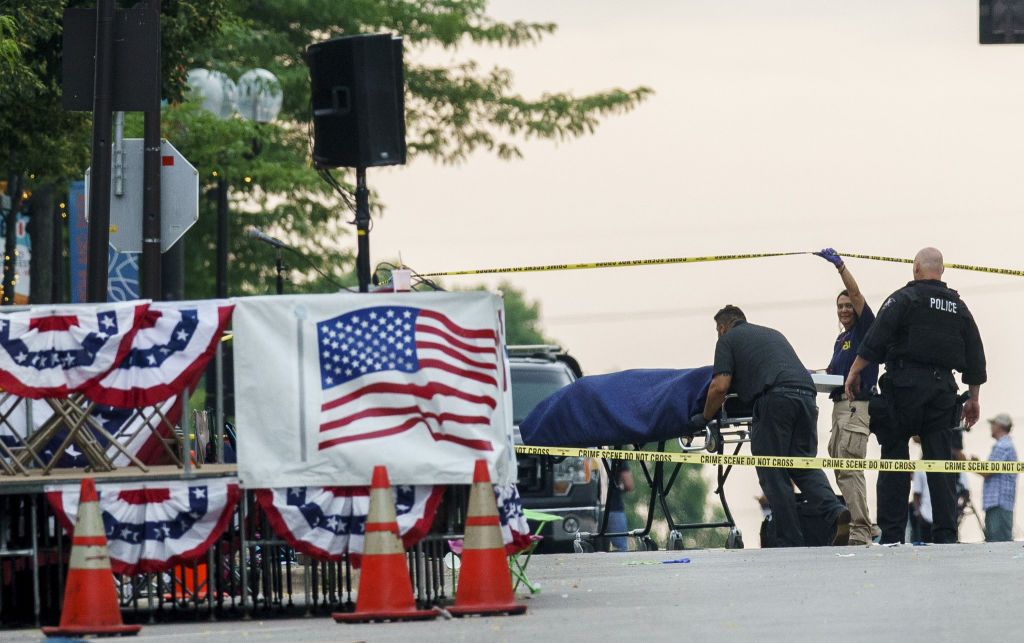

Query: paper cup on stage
<box><xmin>392</xmin><ymin>269</ymin><xmax>412</xmax><ymax>292</ymax></box>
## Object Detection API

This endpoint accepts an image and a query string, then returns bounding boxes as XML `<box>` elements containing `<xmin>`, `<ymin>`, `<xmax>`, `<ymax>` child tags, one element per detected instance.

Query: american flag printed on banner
<box><xmin>0</xmin><ymin>301</ymin><xmax>147</xmax><ymax>399</ymax></box>
<box><xmin>316</xmin><ymin>305</ymin><xmax>499</xmax><ymax>452</ymax></box>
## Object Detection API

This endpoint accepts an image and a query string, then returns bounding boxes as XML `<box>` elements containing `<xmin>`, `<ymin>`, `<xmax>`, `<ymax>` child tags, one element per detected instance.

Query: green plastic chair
<box><xmin>509</xmin><ymin>509</ymin><xmax>562</xmax><ymax>594</ymax></box>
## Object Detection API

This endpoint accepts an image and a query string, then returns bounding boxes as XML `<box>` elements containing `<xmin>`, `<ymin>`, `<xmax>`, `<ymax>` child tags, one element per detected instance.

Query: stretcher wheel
<box><xmin>668</xmin><ymin>530</ymin><xmax>684</xmax><ymax>550</ymax></box>
<box><xmin>642</xmin><ymin>536</ymin><xmax>659</xmax><ymax>552</ymax></box>
<box><xmin>704</xmin><ymin>428</ymin><xmax>720</xmax><ymax>453</ymax></box>
<box><xmin>726</xmin><ymin>528</ymin><xmax>744</xmax><ymax>550</ymax></box>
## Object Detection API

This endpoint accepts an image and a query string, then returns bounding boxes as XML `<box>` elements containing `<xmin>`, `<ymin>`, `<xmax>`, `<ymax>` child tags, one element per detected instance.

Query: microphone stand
<box><xmin>275</xmin><ymin>248</ymin><xmax>285</xmax><ymax>295</ymax></box>
<box><xmin>355</xmin><ymin>166</ymin><xmax>370</xmax><ymax>292</ymax></box>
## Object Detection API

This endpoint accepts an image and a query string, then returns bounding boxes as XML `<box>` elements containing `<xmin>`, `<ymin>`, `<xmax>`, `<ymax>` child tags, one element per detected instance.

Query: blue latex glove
<box><xmin>814</xmin><ymin>247</ymin><xmax>843</xmax><ymax>268</ymax></box>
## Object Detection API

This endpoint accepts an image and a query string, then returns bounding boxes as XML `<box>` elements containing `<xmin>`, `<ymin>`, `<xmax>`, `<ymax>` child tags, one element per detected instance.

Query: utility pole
<box><xmin>141</xmin><ymin>0</ymin><xmax>161</xmax><ymax>300</ymax></box>
<box><xmin>85</xmin><ymin>0</ymin><xmax>115</xmax><ymax>303</ymax></box>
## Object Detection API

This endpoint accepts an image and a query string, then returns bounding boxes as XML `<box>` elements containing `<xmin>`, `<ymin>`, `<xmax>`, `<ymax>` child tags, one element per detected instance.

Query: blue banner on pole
<box><xmin>68</xmin><ymin>181</ymin><xmax>87</xmax><ymax>303</ymax></box>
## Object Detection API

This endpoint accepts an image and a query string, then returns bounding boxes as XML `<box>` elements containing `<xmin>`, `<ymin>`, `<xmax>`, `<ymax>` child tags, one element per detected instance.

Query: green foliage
<box><xmin>0</xmin><ymin>0</ymin><xmax>226</xmax><ymax>188</ymax></box>
<box><xmin>2</xmin><ymin>1</ymin><xmax>650</xmax><ymax>299</ymax></box>
<box><xmin>461</xmin><ymin>280</ymin><xmax>551</xmax><ymax>345</ymax></box>
<box><xmin>0</xmin><ymin>1</ymin><xmax>89</xmax><ymax>183</ymax></box>
<box><xmin>171</xmin><ymin>0</ymin><xmax>650</xmax><ymax>297</ymax></box>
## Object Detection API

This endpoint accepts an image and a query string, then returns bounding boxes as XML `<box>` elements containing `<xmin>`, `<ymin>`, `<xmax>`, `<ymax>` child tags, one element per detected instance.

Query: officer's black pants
<box><xmin>877</xmin><ymin>368</ymin><xmax>958</xmax><ymax>544</ymax></box>
<box><xmin>751</xmin><ymin>392</ymin><xmax>844</xmax><ymax>547</ymax></box>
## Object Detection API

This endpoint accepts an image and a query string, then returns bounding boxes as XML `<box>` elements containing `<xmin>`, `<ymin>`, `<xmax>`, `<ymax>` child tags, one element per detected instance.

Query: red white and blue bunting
<box><xmin>0</xmin><ymin>300</ymin><xmax>232</xmax><ymax>408</ymax></box>
<box><xmin>257</xmin><ymin>483</ymin><xmax>534</xmax><ymax>562</ymax></box>
<box><xmin>82</xmin><ymin>300</ymin><xmax>233</xmax><ymax>408</ymax></box>
<box><xmin>255</xmin><ymin>485</ymin><xmax>444</xmax><ymax>565</ymax></box>
<box><xmin>496</xmin><ymin>482</ymin><xmax>533</xmax><ymax>554</ymax></box>
<box><xmin>0</xmin><ymin>302</ymin><xmax>147</xmax><ymax>399</ymax></box>
<box><xmin>45</xmin><ymin>478</ymin><xmax>240</xmax><ymax>575</ymax></box>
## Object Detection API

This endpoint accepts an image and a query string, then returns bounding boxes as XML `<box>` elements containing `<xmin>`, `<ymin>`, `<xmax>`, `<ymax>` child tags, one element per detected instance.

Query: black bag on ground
<box><xmin>759</xmin><ymin>493</ymin><xmax>843</xmax><ymax>548</ymax></box>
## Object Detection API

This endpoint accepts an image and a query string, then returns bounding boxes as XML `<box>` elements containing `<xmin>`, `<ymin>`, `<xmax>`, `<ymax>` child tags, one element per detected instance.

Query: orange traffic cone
<box><xmin>448</xmin><ymin>459</ymin><xmax>526</xmax><ymax>617</ymax></box>
<box><xmin>333</xmin><ymin>465</ymin><xmax>438</xmax><ymax>623</ymax></box>
<box><xmin>42</xmin><ymin>478</ymin><xmax>142</xmax><ymax>637</ymax></box>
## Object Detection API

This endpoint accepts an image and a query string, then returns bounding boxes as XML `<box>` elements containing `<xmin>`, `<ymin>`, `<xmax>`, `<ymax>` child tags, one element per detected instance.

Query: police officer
<box><xmin>845</xmin><ymin>247</ymin><xmax>986</xmax><ymax>544</ymax></box>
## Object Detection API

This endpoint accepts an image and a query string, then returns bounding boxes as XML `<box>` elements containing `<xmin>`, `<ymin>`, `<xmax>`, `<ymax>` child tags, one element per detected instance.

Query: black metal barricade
<box><xmin>0</xmin><ymin>486</ymin><xmax>469</xmax><ymax>629</ymax></box>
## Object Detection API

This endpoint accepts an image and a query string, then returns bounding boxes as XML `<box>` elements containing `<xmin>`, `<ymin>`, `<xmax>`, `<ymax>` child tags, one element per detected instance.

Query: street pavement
<box><xmin>5</xmin><ymin>542</ymin><xmax>1022</xmax><ymax>641</ymax></box>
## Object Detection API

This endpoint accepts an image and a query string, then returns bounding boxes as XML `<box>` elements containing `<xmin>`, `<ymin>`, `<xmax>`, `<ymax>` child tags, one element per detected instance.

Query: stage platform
<box><xmin>0</xmin><ymin>464</ymin><xmax>238</xmax><ymax>495</ymax></box>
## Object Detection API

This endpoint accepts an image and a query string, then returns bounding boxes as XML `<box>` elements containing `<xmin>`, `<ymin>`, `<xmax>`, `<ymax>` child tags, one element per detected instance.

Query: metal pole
<box><xmin>355</xmin><ymin>167</ymin><xmax>370</xmax><ymax>292</ymax></box>
<box><xmin>161</xmin><ymin>236</ymin><xmax>184</xmax><ymax>300</ymax></box>
<box><xmin>239</xmin><ymin>493</ymin><xmax>251</xmax><ymax>619</ymax></box>
<box><xmin>86</xmin><ymin>0</ymin><xmax>116</xmax><ymax>303</ymax></box>
<box><xmin>30</xmin><ymin>497</ymin><xmax>40</xmax><ymax>627</ymax></box>
<box><xmin>275</xmin><ymin>249</ymin><xmax>284</xmax><ymax>295</ymax></box>
<box><xmin>113</xmin><ymin>112</ymin><xmax>125</xmax><ymax>196</ymax></box>
<box><xmin>216</xmin><ymin>178</ymin><xmax>228</xmax><ymax>298</ymax></box>
<box><xmin>215</xmin><ymin>341</ymin><xmax>224</xmax><ymax>463</ymax></box>
<box><xmin>141</xmin><ymin>0</ymin><xmax>162</xmax><ymax>301</ymax></box>
<box><xmin>182</xmin><ymin>394</ymin><xmax>193</xmax><ymax>478</ymax></box>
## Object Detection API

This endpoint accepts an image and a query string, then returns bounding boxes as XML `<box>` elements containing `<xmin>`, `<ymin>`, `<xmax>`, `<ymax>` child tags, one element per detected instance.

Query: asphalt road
<box><xmin>6</xmin><ymin>542</ymin><xmax>1022</xmax><ymax>641</ymax></box>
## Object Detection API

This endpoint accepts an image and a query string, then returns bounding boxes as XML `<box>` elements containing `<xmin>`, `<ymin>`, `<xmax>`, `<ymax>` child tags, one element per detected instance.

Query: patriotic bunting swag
<box><xmin>255</xmin><ymin>485</ymin><xmax>444</xmax><ymax>564</ymax></box>
<box><xmin>496</xmin><ymin>482</ymin><xmax>533</xmax><ymax>554</ymax></box>
<box><xmin>256</xmin><ymin>483</ymin><xmax>533</xmax><ymax>562</ymax></box>
<box><xmin>83</xmin><ymin>300</ymin><xmax>234</xmax><ymax>408</ymax></box>
<box><xmin>0</xmin><ymin>302</ymin><xmax>147</xmax><ymax>399</ymax></box>
<box><xmin>45</xmin><ymin>479</ymin><xmax>240</xmax><ymax>575</ymax></box>
<box><xmin>0</xmin><ymin>300</ymin><xmax>231</xmax><ymax>407</ymax></box>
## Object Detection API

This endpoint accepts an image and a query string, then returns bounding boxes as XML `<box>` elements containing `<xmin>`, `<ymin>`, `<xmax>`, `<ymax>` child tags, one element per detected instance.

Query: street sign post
<box><xmin>85</xmin><ymin>139</ymin><xmax>198</xmax><ymax>253</ymax></box>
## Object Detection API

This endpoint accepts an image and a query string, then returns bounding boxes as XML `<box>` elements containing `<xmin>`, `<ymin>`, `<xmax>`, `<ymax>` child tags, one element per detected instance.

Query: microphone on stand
<box><xmin>244</xmin><ymin>226</ymin><xmax>289</xmax><ymax>249</ymax></box>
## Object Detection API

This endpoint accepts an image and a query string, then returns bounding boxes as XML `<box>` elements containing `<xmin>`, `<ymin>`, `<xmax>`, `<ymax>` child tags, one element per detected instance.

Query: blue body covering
<box><xmin>519</xmin><ymin>366</ymin><xmax>714</xmax><ymax>447</ymax></box>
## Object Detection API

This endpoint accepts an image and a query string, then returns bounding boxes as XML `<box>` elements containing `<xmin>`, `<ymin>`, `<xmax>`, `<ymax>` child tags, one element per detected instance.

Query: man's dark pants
<box><xmin>877</xmin><ymin>367</ymin><xmax>958</xmax><ymax>544</ymax></box>
<box><xmin>751</xmin><ymin>392</ymin><xmax>844</xmax><ymax>547</ymax></box>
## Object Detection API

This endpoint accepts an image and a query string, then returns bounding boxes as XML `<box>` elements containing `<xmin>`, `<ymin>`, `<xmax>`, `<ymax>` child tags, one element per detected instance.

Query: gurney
<box><xmin>519</xmin><ymin>368</ymin><xmax>841</xmax><ymax>551</ymax></box>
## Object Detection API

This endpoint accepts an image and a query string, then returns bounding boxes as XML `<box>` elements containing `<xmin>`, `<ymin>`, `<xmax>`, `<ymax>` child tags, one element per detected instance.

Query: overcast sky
<box><xmin>370</xmin><ymin>1</ymin><xmax>1024</xmax><ymax>543</ymax></box>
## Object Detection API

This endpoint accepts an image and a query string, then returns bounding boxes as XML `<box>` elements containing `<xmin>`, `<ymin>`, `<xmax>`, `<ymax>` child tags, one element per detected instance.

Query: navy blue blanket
<box><xmin>519</xmin><ymin>367</ymin><xmax>714</xmax><ymax>447</ymax></box>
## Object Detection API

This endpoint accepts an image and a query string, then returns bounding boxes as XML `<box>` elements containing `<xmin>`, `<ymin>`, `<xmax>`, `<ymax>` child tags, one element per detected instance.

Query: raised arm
<box><xmin>814</xmin><ymin>248</ymin><xmax>866</xmax><ymax>316</ymax></box>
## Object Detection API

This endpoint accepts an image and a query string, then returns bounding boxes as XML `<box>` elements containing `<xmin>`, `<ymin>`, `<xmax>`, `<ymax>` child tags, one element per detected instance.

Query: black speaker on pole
<box><xmin>307</xmin><ymin>33</ymin><xmax>406</xmax><ymax>168</ymax></box>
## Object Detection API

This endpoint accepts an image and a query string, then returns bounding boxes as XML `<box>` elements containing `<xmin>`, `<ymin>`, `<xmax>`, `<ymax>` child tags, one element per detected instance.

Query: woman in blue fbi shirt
<box><xmin>816</xmin><ymin>248</ymin><xmax>877</xmax><ymax>546</ymax></box>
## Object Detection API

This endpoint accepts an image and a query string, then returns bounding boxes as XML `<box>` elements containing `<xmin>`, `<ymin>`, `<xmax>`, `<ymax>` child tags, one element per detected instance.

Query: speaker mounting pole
<box><xmin>355</xmin><ymin>166</ymin><xmax>371</xmax><ymax>293</ymax></box>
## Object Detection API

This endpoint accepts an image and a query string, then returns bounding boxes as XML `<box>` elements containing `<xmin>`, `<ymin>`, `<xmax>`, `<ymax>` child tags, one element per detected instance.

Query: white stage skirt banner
<box><xmin>234</xmin><ymin>292</ymin><xmax>515</xmax><ymax>487</ymax></box>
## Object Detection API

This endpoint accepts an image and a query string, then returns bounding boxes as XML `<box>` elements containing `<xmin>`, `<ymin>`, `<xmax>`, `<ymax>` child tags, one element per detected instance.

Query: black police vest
<box><xmin>893</xmin><ymin>283</ymin><xmax>967</xmax><ymax>371</ymax></box>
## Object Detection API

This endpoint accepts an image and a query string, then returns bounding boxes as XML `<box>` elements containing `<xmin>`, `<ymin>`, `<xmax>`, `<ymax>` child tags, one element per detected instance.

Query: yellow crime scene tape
<box><xmin>514</xmin><ymin>444</ymin><xmax>1024</xmax><ymax>475</ymax></box>
<box><xmin>423</xmin><ymin>250</ymin><xmax>1024</xmax><ymax>278</ymax></box>
<box><xmin>420</xmin><ymin>251</ymin><xmax>807</xmax><ymax>277</ymax></box>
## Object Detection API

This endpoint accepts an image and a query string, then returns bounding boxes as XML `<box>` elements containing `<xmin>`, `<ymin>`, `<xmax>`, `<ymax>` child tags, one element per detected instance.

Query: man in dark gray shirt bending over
<box><xmin>691</xmin><ymin>305</ymin><xmax>851</xmax><ymax>547</ymax></box>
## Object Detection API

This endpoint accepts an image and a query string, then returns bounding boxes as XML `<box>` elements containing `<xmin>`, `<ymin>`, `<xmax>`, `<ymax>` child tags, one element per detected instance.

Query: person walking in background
<box><xmin>972</xmin><ymin>413</ymin><xmax>1017</xmax><ymax>542</ymax></box>
<box><xmin>815</xmin><ymin>248</ymin><xmax>876</xmax><ymax>546</ymax></box>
